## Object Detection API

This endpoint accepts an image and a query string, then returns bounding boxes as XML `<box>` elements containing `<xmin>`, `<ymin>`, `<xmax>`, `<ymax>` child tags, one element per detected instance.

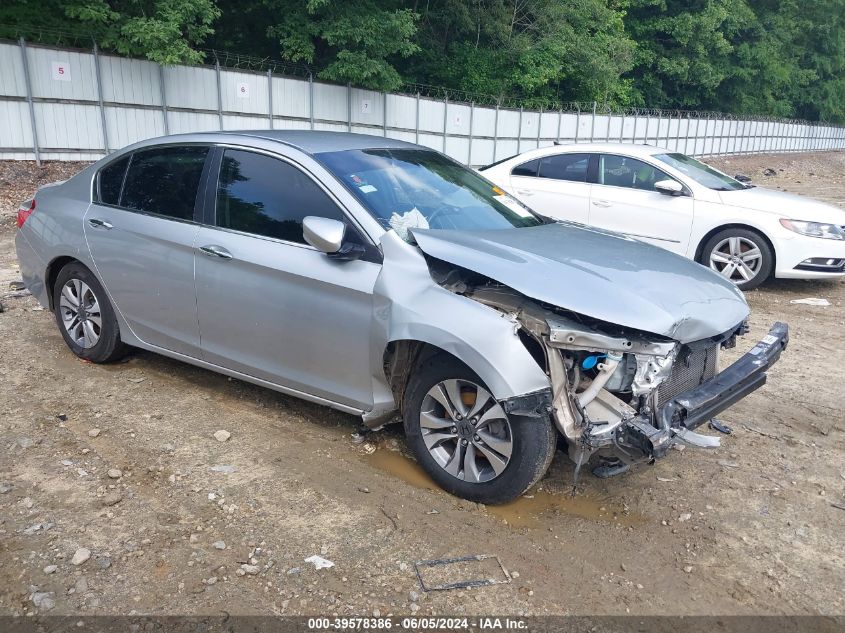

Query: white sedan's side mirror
<box><xmin>654</xmin><ymin>179</ymin><xmax>685</xmax><ymax>196</ymax></box>
<box><xmin>303</xmin><ymin>216</ymin><xmax>345</xmax><ymax>253</ymax></box>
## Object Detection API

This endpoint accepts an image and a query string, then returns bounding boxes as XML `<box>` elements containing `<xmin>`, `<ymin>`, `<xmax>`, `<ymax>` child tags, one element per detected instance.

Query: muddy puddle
<box><xmin>366</xmin><ymin>448</ymin><xmax>643</xmax><ymax>528</ymax></box>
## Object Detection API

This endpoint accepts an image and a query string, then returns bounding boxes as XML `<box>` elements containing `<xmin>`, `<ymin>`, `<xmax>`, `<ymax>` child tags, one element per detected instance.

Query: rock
<box><xmin>17</xmin><ymin>437</ymin><xmax>35</xmax><ymax>449</ymax></box>
<box><xmin>636</xmin><ymin>583</ymin><xmax>644</xmax><ymax>590</ymax></box>
<box><xmin>107</xmin><ymin>469</ymin><xmax>123</xmax><ymax>479</ymax></box>
<box><xmin>71</xmin><ymin>548</ymin><xmax>91</xmax><ymax>566</ymax></box>
<box><xmin>96</xmin><ymin>557</ymin><xmax>111</xmax><ymax>569</ymax></box>
<box><xmin>409</xmin><ymin>602</ymin><xmax>420</xmax><ymax>613</ymax></box>
<box><xmin>679</xmin><ymin>513</ymin><xmax>692</xmax><ymax>522</ymax></box>
<box><xmin>683</xmin><ymin>565</ymin><xmax>693</xmax><ymax>573</ymax></box>
<box><xmin>88</xmin><ymin>428</ymin><xmax>101</xmax><ymax>438</ymax></box>
<box><xmin>511</xmin><ymin>571</ymin><xmax>520</xmax><ymax>578</ymax></box>
<box><xmin>213</xmin><ymin>430</ymin><xmax>231</xmax><ymax>442</ymax></box>
<box><xmin>717</xmin><ymin>459</ymin><xmax>740</xmax><ymax>469</ymax></box>
<box><xmin>75</xmin><ymin>577</ymin><xmax>88</xmax><ymax>593</ymax></box>
<box><xmin>620</xmin><ymin>563</ymin><xmax>627</xmax><ymax>572</ymax></box>
<box><xmin>43</xmin><ymin>565</ymin><xmax>57</xmax><ymax>574</ymax></box>
<box><xmin>212</xmin><ymin>540</ymin><xmax>226</xmax><ymax>550</ymax></box>
<box><xmin>210</xmin><ymin>465</ymin><xmax>236</xmax><ymax>474</ymax></box>
<box><xmin>102</xmin><ymin>492</ymin><xmax>122</xmax><ymax>506</ymax></box>
<box><xmin>31</xmin><ymin>591</ymin><xmax>56</xmax><ymax>611</ymax></box>
<box><xmin>287</xmin><ymin>567</ymin><xmax>301</xmax><ymax>575</ymax></box>
<box><xmin>409</xmin><ymin>590</ymin><xmax>419</xmax><ymax>602</ymax></box>
<box><xmin>189</xmin><ymin>533</ymin><xmax>200</xmax><ymax>544</ymax></box>
<box><xmin>763</xmin><ymin>168</ymin><xmax>777</xmax><ymax>176</ymax></box>
<box><xmin>240</xmin><ymin>564</ymin><xmax>260</xmax><ymax>575</ymax></box>
<box><xmin>0</xmin><ymin>482</ymin><xmax>11</xmax><ymax>494</ymax></box>
<box><xmin>206</xmin><ymin>576</ymin><xmax>218</xmax><ymax>585</ymax></box>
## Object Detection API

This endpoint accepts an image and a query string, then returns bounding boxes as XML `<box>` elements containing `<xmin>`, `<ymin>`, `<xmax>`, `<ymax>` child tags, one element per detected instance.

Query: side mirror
<box><xmin>303</xmin><ymin>216</ymin><xmax>345</xmax><ymax>253</ymax></box>
<box><xmin>654</xmin><ymin>179</ymin><xmax>685</xmax><ymax>196</ymax></box>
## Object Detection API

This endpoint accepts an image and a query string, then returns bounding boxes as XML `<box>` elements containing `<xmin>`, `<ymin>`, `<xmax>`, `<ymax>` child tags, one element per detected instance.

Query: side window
<box><xmin>215</xmin><ymin>149</ymin><xmax>359</xmax><ymax>245</ymax></box>
<box><xmin>121</xmin><ymin>146</ymin><xmax>208</xmax><ymax>220</ymax></box>
<box><xmin>511</xmin><ymin>159</ymin><xmax>540</xmax><ymax>177</ymax></box>
<box><xmin>598</xmin><ymin>154</ymin><xmax>672</xmax><ymax>191</ymax></box>
<box><xmin>97</xmin><ymin>156</ymin><xmax>129</xmax><ymax>205</ymax></box>
<box><xmin>538</xmin><ymin>153</ymin><xmax>589</xmax><ymax>182</ymax></box>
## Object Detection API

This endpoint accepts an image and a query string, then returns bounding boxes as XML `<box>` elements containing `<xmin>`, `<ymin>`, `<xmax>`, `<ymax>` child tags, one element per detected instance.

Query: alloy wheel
<box><xmin>708</xmin><ymin>236</ymin><xmax>763</xmax><ymax>284</ymax></box>
<box><xmin>59</xmin><ymin>279</ymin><xmax>102</xmax><ymax>348</ymax></box>
<box><xmin>419</xmin><ymin>379</ymin><xmax>513</xmax><ymax>483</ymax></box>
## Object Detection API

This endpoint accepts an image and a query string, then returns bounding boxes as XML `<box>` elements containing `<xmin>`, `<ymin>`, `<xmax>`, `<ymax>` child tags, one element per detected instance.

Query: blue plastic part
<box><xmin>581</xmin><ymin>354</ymin><xmax>606</xmax><ymax>370</ymax></box>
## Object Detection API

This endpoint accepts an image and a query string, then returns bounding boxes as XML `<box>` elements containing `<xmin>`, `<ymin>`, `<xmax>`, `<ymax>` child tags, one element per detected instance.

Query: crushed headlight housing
<box><xmin>779</xmin><ymin>219</ymin><xmax>845</xmax><ymax>240</ymax></box>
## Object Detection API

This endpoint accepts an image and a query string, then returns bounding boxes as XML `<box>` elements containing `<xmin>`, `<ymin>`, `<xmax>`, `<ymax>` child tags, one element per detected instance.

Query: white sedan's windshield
<box><xmin>317</xmin><ymin>148</ymin><xmax>545</xmax><ymax>238</ymax></box>
<box><xmin>654</xmin><ymin>153</ymin><xmax>747</xmax><ymax>191</ymax></box>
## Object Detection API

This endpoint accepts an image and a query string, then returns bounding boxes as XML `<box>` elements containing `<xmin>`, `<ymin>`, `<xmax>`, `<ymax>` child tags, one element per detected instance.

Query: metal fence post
<box><xmin>415</xmin><ymin>92</ymin><xmax>420</xmax><ymax>145</ymax></box>
<box><xmin>517</xmin><ymin>106</ymin><xmax>523</xmax><ymax>153</ymax></box>
<box><xmin>347</xmin><ymin>84</ymin><xmax>352</xmax><ymax>132</ymax></box>
<box><xmin>655</xmin><ymin>111</ymin><xmax>662</xmax><ymax>146</ymax></box>
<box><xmin>556</xmin><ymin>109</ymin><xmax>562</xmax><ymax>143</ymax></box>
<box><xmin>215</xmin><ymin>59</ymin><xmax>224</xmax><ymax>130</ymax></box>
<box><xmin>468</xmin><ymin>101</ymin><xmax>475</xmax><ymax>165</ymax></box>
<box><xmin>493</xmin><ymin>102</ymin><xmax>500</xmax><ymax>159</ymax></box>
<box><xmin>575</xmin><ymin>105</ymin><xmax>581</xmax><ymax>143</ymax></box>
<box><xmin>619</xmin><ymin>112</ymin><xmax>625</xmax><ymax>143</ymax></box>
<box><xmin>18</xmin><ymin>37</ymin><xmax>40</xmax><ymax>166</ymax></box>
<box><xmin>605</xmin><ymin>108</ymin><xmax>611</xmax><ymax>142</ymax></box>
<box><xmin>267</xmin><ymin>69</ymin><xmax>273</xmax><ymax>129</ymax></box>
<box><xmin>92</xmin><ymin>42</ymin><xmax>109</xmax><ymax>154</ymax></box>
<box><xmin>632</xmin><ymin>111</ymin><xmax>638</xmax><ymax>144</ymax></box>
<box><xmin>536</xmin><ymin>106</ymin><xmax>543</xmax><ymax>148</ymax></box>
<box><xmin>382</xmin><ymin>91</ymin><xmax>387</xmax><ymax>137</ymax></box>
<box><xmin>158</xmin><ymin>65</ymin><xmax>169</xmax><ymax>135</ymax></box>
<box><xmin>308</xmin><ymin>73</ymin><xmax>314</xmax><ymax>130</ymax></box>
<box><xmin>590</xmin><ymin>102</ymin><xmax>596</xmax><ymax>142</ymax></box>
<box><xmin>442</xmin><ymin>94</ymin><xmax>448</xmax><ymax>151</ymax></box>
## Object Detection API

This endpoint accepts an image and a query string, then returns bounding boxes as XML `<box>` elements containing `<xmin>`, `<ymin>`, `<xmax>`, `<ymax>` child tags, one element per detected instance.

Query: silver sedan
<box><xmin>15</xmin><ymin>131</ymin><xmax>788</xmax><ymax>503</ymax></box>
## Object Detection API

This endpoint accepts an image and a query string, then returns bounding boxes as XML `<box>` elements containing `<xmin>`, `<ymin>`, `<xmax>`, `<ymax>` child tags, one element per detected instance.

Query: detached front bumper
<box><xmin>622</xmin><ymin>322</ymin><xmax>789</xmax><ymax>459</ymax></box>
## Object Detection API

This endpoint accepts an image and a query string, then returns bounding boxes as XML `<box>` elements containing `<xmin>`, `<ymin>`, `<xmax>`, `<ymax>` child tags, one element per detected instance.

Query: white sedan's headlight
<box><xmin>779</xmin><ymin>219</ymin><xmax>845</xmax><ymax>240</ymax></box>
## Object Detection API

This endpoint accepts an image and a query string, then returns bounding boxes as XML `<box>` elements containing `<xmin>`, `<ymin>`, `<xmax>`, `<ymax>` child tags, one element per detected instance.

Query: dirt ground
<box><xmin>0</xmin><ymin>152</ymin><xmax>844</xmax><ymax>618</ymax></box>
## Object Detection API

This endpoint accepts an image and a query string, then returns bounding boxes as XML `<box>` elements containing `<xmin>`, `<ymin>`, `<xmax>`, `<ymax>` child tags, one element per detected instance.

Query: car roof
<box><xmin>491</xmin><ymin>142</ymin><xmax>672</xmax><ymax>166</ymax></box>
<box><xmin>212</xmin><ymin>130</ymin><xmax>418</xmax><ymax>155</ymax></box>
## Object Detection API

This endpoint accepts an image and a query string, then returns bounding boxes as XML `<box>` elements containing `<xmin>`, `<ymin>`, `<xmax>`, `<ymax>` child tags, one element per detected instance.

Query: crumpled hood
<box><xmin>411</xmin><ymin>222</ymin><xmax>749</xmax><ymax>343</ymax></box>
<box><xmin>718</xmin><ymin>187</ymin><xmax>845</xmax><ymax>223</ymax></box>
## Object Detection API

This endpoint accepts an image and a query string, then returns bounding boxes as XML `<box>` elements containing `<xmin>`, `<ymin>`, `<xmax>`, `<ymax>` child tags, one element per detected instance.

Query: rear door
<box><xmin>84</xmin><ymin>145</ymin><xmax>210</xmax><ymax>356</ymax></box>
<box><xmin>588</xmin><ymin>154</ymin><xmax>694</xmax><ymax>254</ymax></box>
<box><xmin>507</xmin><ymin>153</ymin><xmax>592</xmax><ymax>223</ymax></box>
<box><xmin>193</xmin><ymin>147</ymin><xmax>380</xmax><ymax>410</ymax></box>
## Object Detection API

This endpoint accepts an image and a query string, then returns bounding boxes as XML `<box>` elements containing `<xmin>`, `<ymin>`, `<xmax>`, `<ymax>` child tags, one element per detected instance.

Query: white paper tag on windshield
<box><xmin>493</xmin><ymin>194</ymin><xmax>534</xmax><ymax>218</ymax></box>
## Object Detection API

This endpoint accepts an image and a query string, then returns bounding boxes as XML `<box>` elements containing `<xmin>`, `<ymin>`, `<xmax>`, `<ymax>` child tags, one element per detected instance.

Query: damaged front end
<box><xmin>453</xmin><ymin>282</ymin><xmax>789</xmax><ymax>480</ymax></box>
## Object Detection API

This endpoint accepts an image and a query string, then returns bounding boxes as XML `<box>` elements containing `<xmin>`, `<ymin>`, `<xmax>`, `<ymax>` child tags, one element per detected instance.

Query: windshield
<box><xmin>316</xmin><ymin>148</ymin><xmax>545</xmax><ymax>238</ymax></box>
<box><xmin>653</xmin><ymin>153</ymin><xmax>747</xmax><ymax>191</ymax></box>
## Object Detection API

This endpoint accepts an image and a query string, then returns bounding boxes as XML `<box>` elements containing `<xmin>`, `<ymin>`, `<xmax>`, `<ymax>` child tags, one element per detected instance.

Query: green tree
<box><xmin>1</xmin><ymin>0</ymin><xmax>219</xmax><ymax>64</ymax></box>
<box><xmin>265</xmin><ymin>0</ymin><xmax>419</xmax><ymax>90</ymax></box>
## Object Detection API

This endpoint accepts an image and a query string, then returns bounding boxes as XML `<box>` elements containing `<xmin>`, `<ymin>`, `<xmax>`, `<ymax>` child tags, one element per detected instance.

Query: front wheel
<box><xmin>700</xmin><ymin>228</ymin><xmax>773</xmax><ymax>290</ymax></box>
<box><xmin>403</xmin><ymin>355</ymin><xmax>556</xmax><ymax>504</ymax></box>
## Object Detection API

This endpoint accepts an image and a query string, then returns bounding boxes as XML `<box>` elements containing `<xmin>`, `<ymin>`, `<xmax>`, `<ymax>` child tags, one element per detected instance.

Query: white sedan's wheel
<box><xmin>701</xmin><ymin>228</ymin><xmax>773</xmax><ymax>291</ymax></box>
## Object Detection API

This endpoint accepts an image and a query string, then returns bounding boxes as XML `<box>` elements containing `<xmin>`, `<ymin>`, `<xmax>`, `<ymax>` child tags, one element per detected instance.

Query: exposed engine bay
<box><xmin>427</xmin><ymin>257</ymin><xmax>761</xmax><ymax>480</ymax></box>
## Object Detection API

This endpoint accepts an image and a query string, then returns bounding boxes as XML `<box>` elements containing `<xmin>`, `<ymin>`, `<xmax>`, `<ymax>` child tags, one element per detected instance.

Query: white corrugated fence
<box><xmin>1</xmin><ymin>39</ymin><xmax>844</xmax><ymax>165</ymax></box>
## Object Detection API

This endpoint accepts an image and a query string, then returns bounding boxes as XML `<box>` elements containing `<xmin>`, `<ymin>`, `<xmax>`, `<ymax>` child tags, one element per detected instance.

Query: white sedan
<box><xmin>480</xmin><ymin>143</ymin><xmax>845</xmax><ymax>289</ymax></box>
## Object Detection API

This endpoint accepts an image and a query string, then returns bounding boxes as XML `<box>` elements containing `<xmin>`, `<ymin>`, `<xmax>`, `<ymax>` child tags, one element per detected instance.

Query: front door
<box><xmin>588</xmin><ymin>154</ymin><xmax>694</xmax><ymax>255</ymax></box>
<box><xmin>84</xmin><ymin>145</ymin><xmax>209</xmax><ymax>356</ymax></box>
<box><xmin>194</xmin><ymin>147</ymin><xmax>380</xmax><ymax>410</ymax></box>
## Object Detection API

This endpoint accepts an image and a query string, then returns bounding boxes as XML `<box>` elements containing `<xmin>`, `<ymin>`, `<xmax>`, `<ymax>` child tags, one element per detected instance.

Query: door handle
<box><xmin>199</xmin><ymin>245</ymin><xmax>233</xmax><ymax>260</ymax></box>
<box><xmin>591</xmin><ymin>200</ymin><xmax>611</xmax><ymax>208</ymax></box>
<box><xmin>88</xmin><ymin>218</ymin><xmax>113</xmax><ymax>229</ymax></box>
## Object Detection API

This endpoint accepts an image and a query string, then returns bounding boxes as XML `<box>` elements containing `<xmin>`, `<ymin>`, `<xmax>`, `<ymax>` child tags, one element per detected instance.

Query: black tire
<box><xmin>403</xmin><ymin>354</ymin><xmax>556</xmax><ymax>505</ymax></box>
<box><xmin>699</xmin><ymin>228</ymin><xmax>774</xmax><ymax>291</ymax></box>
<box><xmin>52</xmin><ymin>262</ymin><xmax>128</xmax><ymax>363</ymax></box>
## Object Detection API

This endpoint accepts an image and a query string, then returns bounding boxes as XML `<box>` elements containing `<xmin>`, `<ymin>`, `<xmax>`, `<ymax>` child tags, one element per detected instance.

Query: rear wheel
<box><xmin>403</xmin><ymin>354</ymin><xmax>556</xmax><ymax>504</ymax></box>
<box><xmin>52</xmin><ymin>262</ymin><xmax>128</xmax><ymax>363</ymax></box>
<box><xmin>700</xmin><ymin>228</ymin><xmax>773</xmax><ymax>290</ymax></box>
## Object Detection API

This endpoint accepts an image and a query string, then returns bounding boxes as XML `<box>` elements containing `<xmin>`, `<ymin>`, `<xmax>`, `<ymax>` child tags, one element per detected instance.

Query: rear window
<box><xmin>97</xmin><ymin>156</ymin><xmax>129</xmax><ymax>205</ymax></box>
<box><xmin>121</xmin><ymin>146</ymin><xmax>208</xmax><ymax>220</ymax></box>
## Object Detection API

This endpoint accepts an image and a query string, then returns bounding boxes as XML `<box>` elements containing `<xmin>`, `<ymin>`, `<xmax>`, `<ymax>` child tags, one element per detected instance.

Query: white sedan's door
<box><xmin>589</xmin><ymin>154</ymin><xmax>694</xmax><ymax>255</ymax></box>
<box><xmin>508</xmin><ymin>153</ymin><xmax>591</xmax><ymax>223</ymax></box>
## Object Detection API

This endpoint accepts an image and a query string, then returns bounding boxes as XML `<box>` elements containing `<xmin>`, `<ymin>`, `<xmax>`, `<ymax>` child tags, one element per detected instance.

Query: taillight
<box><xmin>17</xmin><ymin>199</ymin><xmax>35</xmax><ymax>229</ymax></box>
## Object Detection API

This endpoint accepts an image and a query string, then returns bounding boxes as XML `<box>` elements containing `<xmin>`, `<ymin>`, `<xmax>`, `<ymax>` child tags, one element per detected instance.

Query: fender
<box><xmin>364</xmin><ymin>231</ymin><xmax>551</xmax><ymax>426</ymax></box>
